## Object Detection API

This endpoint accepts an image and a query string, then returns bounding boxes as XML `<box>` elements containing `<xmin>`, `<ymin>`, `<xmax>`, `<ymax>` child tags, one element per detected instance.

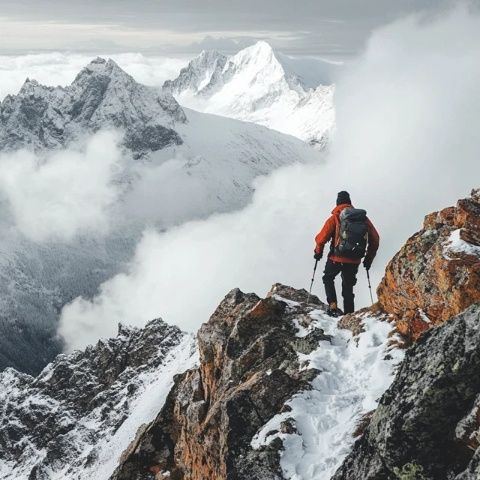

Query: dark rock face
<box><xmin>111</xmin><ymin>284</ymin><xmax>328</xmax><ymax>480</ymax></box>
<box><xmin>0</xmin><ymin>57</ymin><xmax>186</xmax><ymax>156</ymax></box>
<box><xmin>333</xmin><ymin>303</ymin><xmax>480</xmax><ymax>480</ymax></box>
<box><xmin>0</xmin><ymin>319</ymin><xmax>194</xmax><ymax>479</ymax></box>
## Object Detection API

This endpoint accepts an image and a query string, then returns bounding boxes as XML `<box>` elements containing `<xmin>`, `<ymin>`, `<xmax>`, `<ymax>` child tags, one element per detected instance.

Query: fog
<box><xmin>0</xmin><ymin>131</ymin><xmax>123</xmax><ymax>242</ymax></box>
<box><xmin>59</xmin><ymin>7</ymin><xmax>480</xmax><ymax>350</ymax></box>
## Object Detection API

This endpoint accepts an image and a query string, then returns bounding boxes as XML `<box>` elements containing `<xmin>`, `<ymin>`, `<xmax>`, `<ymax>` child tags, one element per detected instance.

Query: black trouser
<box><xmin>322</xmin><ymin>258</ymin><xmax>359</xmax><ymax>314</ymax></box>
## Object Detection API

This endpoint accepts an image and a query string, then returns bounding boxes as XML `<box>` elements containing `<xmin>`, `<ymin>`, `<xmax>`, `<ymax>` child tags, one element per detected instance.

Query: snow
<box><xmin>82</xmin><ymin>335</ymin><xmax>198</xmax><ymax>480</ymax></box>
<box><xmin>0</xmin><ymin>328</ymin><xmax>198</xmax><ymax>480</ymax></box>
<box><xmin>140</xmin><ymin>107</ymin><xmax>323</xmax><ymax>223</ymax></box>
<box><xmin>418</xmin><ymin>309</ymin><xmax>431</xmax><ymax>324</ymax></box>
<box><xmin>167</xmin><ymin>41</ymin><xmax>335</xmax><ymax>147</ymax></box>
<box><xmin>445</xmin><ymin>229</ymin><xmax>480</xmax><ymax>257</ymax></box>
<box><xmin>252</xmin><ymin>310</ymin><xmax>403</xmax><ymax>479</ymax></box>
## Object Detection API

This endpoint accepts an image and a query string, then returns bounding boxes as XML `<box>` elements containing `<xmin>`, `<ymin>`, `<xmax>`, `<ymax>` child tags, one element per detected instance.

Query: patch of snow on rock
<box><xmin>445</xmin><ymin>229</ymin><xmax>480</xmax><ymax>257</ymax></box>
<box><xmin>252</xmin><ymin>310</ymin><xmax>403</xmax><ymax>479</ymax></box>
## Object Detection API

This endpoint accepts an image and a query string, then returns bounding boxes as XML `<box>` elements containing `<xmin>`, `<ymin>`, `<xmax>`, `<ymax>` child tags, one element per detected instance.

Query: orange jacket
<box><xmin>314</xmin><ymin>203</ymin><xmax>380</xmax><ymax>265</ymax></box>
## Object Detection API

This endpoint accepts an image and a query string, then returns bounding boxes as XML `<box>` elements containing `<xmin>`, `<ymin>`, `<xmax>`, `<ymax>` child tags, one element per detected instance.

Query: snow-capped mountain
<box><xmin>0</xmin><ymin>57</ymin><xmax>185</xmax><ymax>157</ymax></box>
<box><xmin>0</xmin><ymin>318</ymin><xmax>196</xmax><ymax>480</ymax></box>
<box><xmin>163</xmin><ymin>41</ymin><xmax>336</xmax><ymax>148</ymax></box>
<box><xmin>0</xmin><ymin>58</ymin><xmax>322</xmax><ymax>374</ymax></box>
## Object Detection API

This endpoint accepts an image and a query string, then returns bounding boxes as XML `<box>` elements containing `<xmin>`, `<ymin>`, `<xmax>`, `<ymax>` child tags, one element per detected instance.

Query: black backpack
<box><xmin>334</xmin><ymin>208</ymin><xmax>368</xmax><ymax>259</ymax></box>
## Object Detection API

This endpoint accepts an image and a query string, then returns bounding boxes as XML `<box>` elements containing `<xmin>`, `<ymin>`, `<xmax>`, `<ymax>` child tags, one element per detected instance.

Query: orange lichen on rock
<box><xmin>377</xmin><ymin>188</ymin><xmax>480</xmax><ymax>341</ymax></box>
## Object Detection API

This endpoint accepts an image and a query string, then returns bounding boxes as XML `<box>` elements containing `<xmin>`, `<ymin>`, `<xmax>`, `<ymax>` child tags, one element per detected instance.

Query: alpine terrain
<box><xmin>1</xmin><ymin>189</ymin><xmax>479</xmax><ymax>479</ymax></box>
<box><xmin>163</xmin><ymin>41</ymin><xmax>336</xmax><ymax>148</ymax></box>
<box><xmin>0</xmin><ymin>57</ymin><xmax>321</xmax><ymax>374</ymax></box>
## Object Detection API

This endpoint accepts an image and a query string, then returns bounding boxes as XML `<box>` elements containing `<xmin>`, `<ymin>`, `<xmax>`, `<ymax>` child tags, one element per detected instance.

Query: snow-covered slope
<box><xmin>0</xmin><ymin>58</ymin><xmax>322</xmax><ymax>374</ymax></box>
<box><xmin>252</xmin><ymin>307</ymin><xmax>403</xmax><ymax>479</ymax></box>
<box><xmin>164</xmin><ymin>41</ymin><xmax>335</xmax><ymax>148</ymax></box>
<box><xmin>158</xmin><ymin>108</ymin><xmax>321</xmax><ymax>218</ymax></box>
<box><xmin>0</xmin><ymin>319</ymin><xmax>197</xmax><ymax>480</ymax></box>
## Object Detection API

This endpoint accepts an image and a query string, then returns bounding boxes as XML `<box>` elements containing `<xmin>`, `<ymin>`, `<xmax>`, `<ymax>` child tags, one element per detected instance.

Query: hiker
<box><xmin>313</xmin><ymin>191</ymin><xmax>379</xmax><ymax>316</ymax></box>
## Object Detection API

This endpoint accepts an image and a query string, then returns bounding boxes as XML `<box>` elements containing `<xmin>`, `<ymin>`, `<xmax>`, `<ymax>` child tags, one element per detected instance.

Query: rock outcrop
<box><xmin>111</xmin><ymin>284</ymin><xmax>329</xmax><ymax>480</ymax></box>
<box><xmin>0</xmin><ymin>319</ymin><xmax>196</xmax><ymax>480</ymax></box>
<box><xmin>332</xmin><ymin>189</ymin><xmax>480</xmax><ymax>479</ymax></box>
<box><xmin>377</xmin><ymin>188</ymin><xmax>480</xmax><ymax>342</ymax></box>
<box><xmin>333</xmin><ymin>303</ymin><xmax>480</xmax><ymax>480</ymax></box>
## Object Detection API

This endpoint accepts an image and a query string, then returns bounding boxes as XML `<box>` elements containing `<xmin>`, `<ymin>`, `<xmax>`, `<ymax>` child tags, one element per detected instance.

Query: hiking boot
<box><xmin>327</xmin><ymin>302</ymin><xmax>342</xmax><ymax>317</ymax></box>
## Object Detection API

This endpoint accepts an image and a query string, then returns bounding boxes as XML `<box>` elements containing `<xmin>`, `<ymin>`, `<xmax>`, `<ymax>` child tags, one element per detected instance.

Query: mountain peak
<box><xmin>250</xmin><ymin>40</ymin><xmax>275</xmax><ymax>54</ymax></box>
<box><xmin>18</xmin><ymin>77</ymin><xmax>41</xmax><ymax>94</ymax></box>
<box><xmin>74</xmin><ymin>57</ymin><xmax>131</xmax><ymax>84</ymax></box>
<box><xmin>231</xmin><ymin>40</ymin><xmax>276</xmax><ymax>66</ymax></box>
<box><xmin>0</xmin><ymin>56</ymin><xmax>186</xmax><ymax>154</ymax></box>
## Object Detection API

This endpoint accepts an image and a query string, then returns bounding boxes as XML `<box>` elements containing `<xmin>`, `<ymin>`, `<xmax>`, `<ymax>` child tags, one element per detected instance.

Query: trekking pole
<box><xmin>366</xmin><ymin>269</ymin><xmax>374</xmax><ymax>305</ymax></box>
<box><xmin>307</xmin><ymin>260</ymin><xmax>319</xmax><ymax>306</ymax></box>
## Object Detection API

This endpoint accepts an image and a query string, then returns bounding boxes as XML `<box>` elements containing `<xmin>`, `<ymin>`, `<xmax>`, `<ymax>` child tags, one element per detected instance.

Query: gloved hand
<box><xmin>363</xmin><ymin>257</ymin><xmax>372</xmax><ymax>270</ymax></box>
<box><xmin>314</xmin><ymin>251</ymin><xmax>323</xmax><ymax>261</ymax></box>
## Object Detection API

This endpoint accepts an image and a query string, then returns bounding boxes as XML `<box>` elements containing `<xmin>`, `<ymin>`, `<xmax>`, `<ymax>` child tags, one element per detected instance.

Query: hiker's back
<box><xmin>334</xmin><ymin>207</ymin><xmax>368</xmax><ymax>260</ymax></box>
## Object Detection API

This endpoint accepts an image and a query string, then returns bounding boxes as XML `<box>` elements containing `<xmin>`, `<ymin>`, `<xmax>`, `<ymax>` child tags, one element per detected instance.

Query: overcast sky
<box><xmin>0</xmin><ymin>0</ymin><xmax>469</xmax><ymax>57</ymax></box>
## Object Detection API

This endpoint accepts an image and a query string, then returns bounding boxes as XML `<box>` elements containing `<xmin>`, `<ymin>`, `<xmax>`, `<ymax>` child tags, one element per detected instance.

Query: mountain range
<box><xmin>0</xmin><ymin>55</ymin><xmax>321</xmax><ymax>374</ymax></box>
<box><xmin>163</xmin><ymin>41</ymin><xmax>336</xmax><ymax>148</ymax></box>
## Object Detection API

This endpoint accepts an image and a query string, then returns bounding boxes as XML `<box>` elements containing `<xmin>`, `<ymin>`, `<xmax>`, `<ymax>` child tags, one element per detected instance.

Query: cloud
<box><xmin>0</xmin><ymin>52</ymin><xmax>189</xmax><ymax>101</ymax></box>
<box><xmin>59</xmin><ymin>6</ymin><xmax>480</xmax><ymax>351</ymax></box>
<box><xmin>0</xmin><ymin>0</ymin><xmax>459</xmax><ymax>56</ymax></box>
<box><xmin>0</xmin><ymin>131</ymin><xmax>123</xmax><ymax>242</ymax></box>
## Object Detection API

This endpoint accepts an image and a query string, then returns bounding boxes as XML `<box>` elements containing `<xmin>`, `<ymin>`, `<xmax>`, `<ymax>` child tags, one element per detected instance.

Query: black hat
<box><xmin>336</xmin><ymin>191</ymin><xmax>351</xmax><ymax>205</ymax></box>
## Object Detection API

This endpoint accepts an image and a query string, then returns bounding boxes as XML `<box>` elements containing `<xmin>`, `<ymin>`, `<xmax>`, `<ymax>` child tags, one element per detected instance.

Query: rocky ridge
<box><xmin>0</xmin><ymin>319</ymin><xmax>196</xmax><ymax>480</ymax></box>
<box><xmin>111</xmin><ymin>285</ymin><xmax>329</xmax><ymax>480</ymax></box>
<box><xmin>0</xmin><ymin>57</ymin><xmax>185</xmax><ymax>156</ymax></box>
<box><xmin>1</xmin><ymin>190</ymin><xmax>480</xmax><ymax>479</ymax></box>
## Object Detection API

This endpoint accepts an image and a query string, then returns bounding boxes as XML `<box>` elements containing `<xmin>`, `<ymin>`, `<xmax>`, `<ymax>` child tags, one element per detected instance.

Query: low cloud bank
<box><xmin>0</xmin><ymin>131</ymin><xmax>123</xmax><ymax>242</ymax></box>
<box><xmin>60</xmin><ymin>7</ymin><xmax>480</xmax><ymax>350</ymax></box>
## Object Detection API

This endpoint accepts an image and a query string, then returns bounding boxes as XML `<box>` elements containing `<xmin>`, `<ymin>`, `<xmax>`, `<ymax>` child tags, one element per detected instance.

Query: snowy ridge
<box><xmin>0</xmin><ymin>319</ymin><xmax>197</xmax><ymax>480</ymax></box>
<box><xmin>252</xmin><ymin>305</ymin><xmax>403</xmax><ymax>479</ymax></box>
<box><xmin>0</xmin><ymin>57</ymin><xmax>185</xmax><ymax>155</ymax></box>
<box><xmin>163</xmin><ymin>50</ymin><xmax>227</xmax><ymax>96</ymax></box>
<box><xmin>163</xmin><ymin>41</ymin><xmax>335</xmax><ymax>148</ymax></box>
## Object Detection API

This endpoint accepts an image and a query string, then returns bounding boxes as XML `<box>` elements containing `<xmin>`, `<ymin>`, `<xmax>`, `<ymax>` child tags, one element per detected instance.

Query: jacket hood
<box><xmin>331</xmin><ymin>203</ymin><xmax>353</xmax><ymax>215</ymax></box>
